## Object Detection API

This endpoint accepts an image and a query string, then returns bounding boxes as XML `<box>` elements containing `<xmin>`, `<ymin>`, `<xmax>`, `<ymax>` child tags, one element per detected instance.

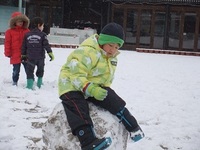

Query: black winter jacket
<box><xmin>21</xmin><ymin>28</ymin><xmax>52</xmax><ymax>60</ymax></box>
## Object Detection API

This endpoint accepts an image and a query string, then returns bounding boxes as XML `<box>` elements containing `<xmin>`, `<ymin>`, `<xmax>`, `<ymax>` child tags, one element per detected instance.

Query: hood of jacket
<box><xmin>79</xmin><ymin>34</ymin><xmax>103</xmax><ymax>52</ymax></box>
<box><xmin>9</xmin><ymin>12</ymin><xmax>30</xmax><ymax>29</ymax></box>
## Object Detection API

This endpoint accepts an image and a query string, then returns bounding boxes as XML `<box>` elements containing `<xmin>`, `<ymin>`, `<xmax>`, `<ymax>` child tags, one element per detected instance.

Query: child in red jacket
<box><xmin>4</xmin><ymin>12</ymin><xmax>30</xmax><ymax>86</ymax></box>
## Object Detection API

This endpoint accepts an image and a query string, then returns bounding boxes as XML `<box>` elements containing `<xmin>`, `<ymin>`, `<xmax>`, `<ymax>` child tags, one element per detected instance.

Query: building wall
<box><xmin>110</xmin><ymin>2</ymin><xmax>200</xmax><ymax>51</ymax></box>
<box><xmin>26</xmin><ymin>0</ymin><xmax>107</xmax><ymax>34</ymax></box>
<box><xmin>0</xmin><ymin>0</ymin><xmax>26</xmax><ymax>33</ymax></box>
<box><xmin>26</xmin><ymin>0</ymin><xmax>62</xmax><ymax>34</ymax></box>
<box><xmin>0</xmin><ymin>6</ymin><xmax>23</xmax><ymax>33</ymax></box>
<box><xmin>1</xmin><ymin>0</ymin><xmax>199</xmax><ymax>51</ymax></box>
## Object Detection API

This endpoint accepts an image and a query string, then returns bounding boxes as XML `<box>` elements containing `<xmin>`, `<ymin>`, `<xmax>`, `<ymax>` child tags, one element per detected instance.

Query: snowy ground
<box><xmin>0</xmin><ymin>44</ymin><xmax>200</xmax><ymax>150</ymax></box>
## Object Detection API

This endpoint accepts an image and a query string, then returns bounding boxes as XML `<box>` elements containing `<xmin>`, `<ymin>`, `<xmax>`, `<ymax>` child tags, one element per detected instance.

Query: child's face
<box><xmin>102</xmin><ymin>43</ymin><xmax>120</xmax><ymax>57</ymax></box>
<box><xmin>38</xmin><ymin>24</ymin><xmax>44</xmax><ymax>31</ymax></box>
<box><xmin>16</xmin><ymin>20</ymin><xmax>23</xmax><ymax>27</ymax></box>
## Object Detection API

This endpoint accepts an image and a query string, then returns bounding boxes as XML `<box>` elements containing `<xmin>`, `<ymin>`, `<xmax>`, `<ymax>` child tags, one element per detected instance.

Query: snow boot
<box><xmin>37</xmin><ymin>77</ymin><xmax>43</xmax><ymax>88</ymax></box>
<box><xmin>130</xmin><ymin>126</ymin><xmax>145</xmax><ymax>142</ymax></box>
<box><xmin>82</xmin><ymin>137</ymin><xmax>112</xmax><ymax>150</ymax></box>
<box><xmin>12</xmin><ymin>81</ymin><xmax>17</xmax><ymax>86</ymax></box>
<box><xmin>75</xmin><ymin>126</ymin><xmax>112</xmax><ymax>150</ymax></box>
<box><xmin>116</xmin><ymin>107</ymin><xmax>144</xmax><ymax>142</ymax></box>
<box><xmin>26</xmin><ymin>79</ymin><xmax>34</xmax><ymax>89</ymax></box>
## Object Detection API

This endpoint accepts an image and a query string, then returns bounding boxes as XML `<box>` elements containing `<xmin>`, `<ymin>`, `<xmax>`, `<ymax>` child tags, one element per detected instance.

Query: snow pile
<box><xmin>42</xmin><ymin>103</ymin><xmax>128</xmax><ymax>150</ymax></box>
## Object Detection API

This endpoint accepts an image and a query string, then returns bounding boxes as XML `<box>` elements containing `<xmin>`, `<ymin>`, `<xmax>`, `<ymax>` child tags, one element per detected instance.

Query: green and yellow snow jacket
<box><xmin>58</xmin><ymin>34</ymin><xmax>119</xmax><ymax>97</ymax></box>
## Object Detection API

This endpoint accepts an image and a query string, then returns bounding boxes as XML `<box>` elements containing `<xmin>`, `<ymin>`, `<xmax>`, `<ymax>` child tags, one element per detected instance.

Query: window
<box><xmin>140</xmin><ymin>10</ymin><xmax>151</xmax><ymax>47</ymax></box>
<box><xmin>183</xmin><ymin>13</ymin><xmax>196</xmax><ymax>50</ymax></box>
<box><xmin>169</xmin><ymin>12</ymin><xmax>180</xmax><ymax>49</ymax></box>
<box><xmin>126</xmin><ymin>10</ymin><xmax>137</xmax><ymax>44</ymax></box>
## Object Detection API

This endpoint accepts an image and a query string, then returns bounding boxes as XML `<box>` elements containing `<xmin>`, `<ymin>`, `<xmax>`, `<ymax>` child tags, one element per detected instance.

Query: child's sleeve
<box><xmin>4</xmin><ymin>30</ymin><xmax>12</xmax><ymax>57</ymax></box>
<box><xmin>42</xmin><ymin>34</ymin><xmax>52</xmax><ymax>53</ymax></box>
<box><xmin>21</xmin><ymin>34</ymin><xmax>27</xmax><ymax>55</ymax></box>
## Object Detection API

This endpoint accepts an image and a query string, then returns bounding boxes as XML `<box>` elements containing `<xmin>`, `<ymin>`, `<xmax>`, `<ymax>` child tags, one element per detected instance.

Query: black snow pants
<box><xmin>60</xmin><ymin>87</ymin><xmax>138</xmax><ymax>135</ymax></box>
<box><xmin>26</xmin><ymin>59</ymin><xmax>45</xmax><ymax>79</ymax></box>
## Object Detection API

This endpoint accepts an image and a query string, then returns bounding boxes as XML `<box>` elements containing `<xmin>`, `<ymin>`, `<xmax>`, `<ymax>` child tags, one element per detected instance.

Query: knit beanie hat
<box><xmin>98</xmin><ymin>22</ymin><xmax>124</xmax><ymax>47</ymax></box>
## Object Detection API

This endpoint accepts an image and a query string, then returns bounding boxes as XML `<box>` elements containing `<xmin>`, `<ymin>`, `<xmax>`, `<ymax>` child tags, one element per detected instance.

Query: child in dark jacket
<box><xmin>4</xmin><ymin>12</ymin><xmax>30</xmax><ymax>86</ymax></box>
<box><xmin>58</xmin><ymin>22</ymin><xmax>144</xmax><ymax>150</ymax></box>
<box><xmin>21</xmin><ymin>17</ymin><xmax>54</xmax><ymax>89</ymax></box>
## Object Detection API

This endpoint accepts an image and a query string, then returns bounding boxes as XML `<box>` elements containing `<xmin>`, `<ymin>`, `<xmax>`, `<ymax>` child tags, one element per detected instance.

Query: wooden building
<box><xmin>1</xmin><ymin>0</ymin><xmax>200</xmax><ymax>51</ymax></box>
<box><xmin>109</xmin><ymin>0</ymin><xmax>200</xmax><ymax>51</ymax></box>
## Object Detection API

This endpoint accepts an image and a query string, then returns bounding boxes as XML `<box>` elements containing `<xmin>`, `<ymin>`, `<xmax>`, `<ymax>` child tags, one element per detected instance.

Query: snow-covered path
<box><xmin>1</xmin><ymin>45</ymin><xmax>200</xmax><ymax>150</ymax></box>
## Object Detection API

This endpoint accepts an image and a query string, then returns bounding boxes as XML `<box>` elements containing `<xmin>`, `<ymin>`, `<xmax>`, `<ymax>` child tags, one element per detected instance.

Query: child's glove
<box><xmin>85</xmin><ymin>83</ymin><xmax>108</xmax><ymax>101</ymax></box>
<box><xmin>21</xmin><ymin>55</ymin><xmax>27</xmax><ymax>62</ymax></box>
<box><xmin>48</xmin><ymin>52</ymin><xmax>54</xmax><ymax>61</ymax></box>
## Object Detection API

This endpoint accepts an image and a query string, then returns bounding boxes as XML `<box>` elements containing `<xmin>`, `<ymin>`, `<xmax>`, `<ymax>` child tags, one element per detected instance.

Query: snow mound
<box><xmin>42</xmin><ymin>102</ymin><xmax>129</xmax><ymax>150</ymax></box>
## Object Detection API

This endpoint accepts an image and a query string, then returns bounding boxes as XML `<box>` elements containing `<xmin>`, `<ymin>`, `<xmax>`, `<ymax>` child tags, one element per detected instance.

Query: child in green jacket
<box><xmin>58</xmin><ymin>22</ymin><xmax>144</xmax><ymax>150</ymax></box>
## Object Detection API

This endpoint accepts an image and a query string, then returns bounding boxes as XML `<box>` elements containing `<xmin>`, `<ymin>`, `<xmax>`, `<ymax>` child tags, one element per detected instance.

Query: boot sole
<box><xmin>94</xmin><ymin>137</ymin><xmax>112</xmax><ymax>150</ymax></box>
<box><xmin>131</xmin><ymin>135</ymin><xmax>143</xmax><ymax>142</ymax></box>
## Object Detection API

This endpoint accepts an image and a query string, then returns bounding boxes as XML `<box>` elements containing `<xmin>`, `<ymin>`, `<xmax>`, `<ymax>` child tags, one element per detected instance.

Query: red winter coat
<box><xmin>4</xmin><ymin>12</ymin><xmax>30</xmax><ymax>64</ymax></box>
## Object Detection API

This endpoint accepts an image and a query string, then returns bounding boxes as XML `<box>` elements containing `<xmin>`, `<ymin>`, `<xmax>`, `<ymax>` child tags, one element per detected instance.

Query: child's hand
<box><xmin>85</xmin><ymin>83</ymin><xmax>108</xmax><ymax>101</ymax></box>
<box><xmin>48</xmin><ymin>52</ymin><xmax>54</xmax><ymax>61</ymax></box>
